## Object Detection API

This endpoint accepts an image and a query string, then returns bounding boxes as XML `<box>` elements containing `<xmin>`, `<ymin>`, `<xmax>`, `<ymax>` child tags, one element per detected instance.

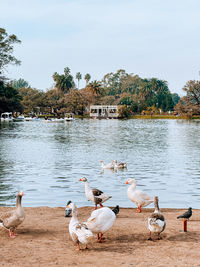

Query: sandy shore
<box><xmin>0</xmin><ymin>206</ymin><xmax>200</xmax><ymax>267</ymax></box>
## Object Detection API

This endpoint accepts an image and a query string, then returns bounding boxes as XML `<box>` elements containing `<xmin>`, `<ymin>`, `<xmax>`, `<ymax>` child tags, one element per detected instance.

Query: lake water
<box><xmin>0</xmin><ymin>119</ymin><xmax>200</xmax><ymax>209</ymax></box>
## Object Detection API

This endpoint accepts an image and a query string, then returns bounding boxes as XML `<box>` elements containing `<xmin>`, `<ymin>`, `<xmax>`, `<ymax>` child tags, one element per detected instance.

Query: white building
<box><xmin>90</xmin><ymin>105</ymin><xmax>119</xmax><ymax>119</ymax></box>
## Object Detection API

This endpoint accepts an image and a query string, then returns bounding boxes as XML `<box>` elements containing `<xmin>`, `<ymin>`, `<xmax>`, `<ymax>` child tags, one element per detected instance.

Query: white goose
<box><xmin>148</xmin><ymin>196</ymin><xmax>166</xmax><ymax>240</ymax></box>
<box><xmin>112</xmin><ymin>160</ymin><xmax>127</xmax><ymax>169</ymax></box>
<box><xmin>100</xmin><ymin>160</ymin><xmax>114</xmax><ymax>169</ymax></box>
<box><xmin>67</xmin><ymin>202</ymin><xmax>93</xmax><ymax>250</ymax></box>
<box><xmin>0</xmin><ymin>191</ymin><xmax>25</xmax><ymax>238</ymax></box>
<box><xmin>87</xmin><ymin>205</ymin><xmax>119</xmax><ymax>243</ymax></box>
<box><xmin>79</xmin><ymin>177</ymin><xmax>112</xmax><ymax>209</ymax></box>
<box><xmin>126</xmin><ymin>178</ymin><xmax>153</xmax><ymax>213</ymax></box>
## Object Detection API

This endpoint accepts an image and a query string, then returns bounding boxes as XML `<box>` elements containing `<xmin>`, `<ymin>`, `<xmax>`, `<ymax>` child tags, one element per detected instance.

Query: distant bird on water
<box><xmin>177</xmin><ymin>207</ymin><xmax>192</xmax><ymax>220</ymax></box>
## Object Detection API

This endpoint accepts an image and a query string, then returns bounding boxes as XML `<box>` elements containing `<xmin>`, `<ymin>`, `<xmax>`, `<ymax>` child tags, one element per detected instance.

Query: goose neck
<box><xmin>84</xmin><ymin>181</ymin><xmax>90</xmax><ymax>192</ymax></box>
<box><xmin>129</xmin><ymin>182</ymin><xmax>136</xmax><ymax>190</ymax></box>
<box><xmin>16</xmin><ymin>195</ymin><xmax>22</xmax><ymax>208</ymax></box>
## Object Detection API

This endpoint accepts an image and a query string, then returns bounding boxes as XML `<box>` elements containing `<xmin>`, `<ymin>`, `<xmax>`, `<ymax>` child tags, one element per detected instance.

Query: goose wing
<box><xmin>92</xmin><ymin>188</ymin><xmax>103</xmax><ymax>196</ymax></box>
<box><xmin>75</xmin><ymin>223</ymin><xmax>93</xmax><ymax>243</ymax></box>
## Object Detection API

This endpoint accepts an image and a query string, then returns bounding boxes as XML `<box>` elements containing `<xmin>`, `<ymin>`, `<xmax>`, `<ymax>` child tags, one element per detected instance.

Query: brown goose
<box><xmin>0</xmin><ymin>191</ymin><xmax>25</xmax><ymax>238</ymax></box>
<box><xmin>79</xmin><ymin>177</ymin><xmax>112</xmax><ymax>209</ymax></box>
<box><xmin>147</xmin><ymin>196</ymin><xmax>166</xmax><ymax>240</ymax></box>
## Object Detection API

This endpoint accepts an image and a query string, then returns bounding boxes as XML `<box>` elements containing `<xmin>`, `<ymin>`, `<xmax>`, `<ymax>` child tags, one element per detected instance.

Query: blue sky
<box><xmin>1</xmin><ymin>0</ymin><xmax>200</xmax><ymax>95</ymax></box>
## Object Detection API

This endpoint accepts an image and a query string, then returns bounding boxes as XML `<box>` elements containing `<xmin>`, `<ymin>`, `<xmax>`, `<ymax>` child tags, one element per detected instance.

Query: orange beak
<box><xmin>67</xmin><ymin>205</ymin><xmax>69</xmax><ymax>208</ymax></box>
<box><xmin>126</xmin><ymin>181</ymin><xmax>129</xmax><ymax>184</ymax></box>
<box><xmin>79</xmin><ymin>178</ymin><xmax>82</xmax><ymax>181</ymax></box>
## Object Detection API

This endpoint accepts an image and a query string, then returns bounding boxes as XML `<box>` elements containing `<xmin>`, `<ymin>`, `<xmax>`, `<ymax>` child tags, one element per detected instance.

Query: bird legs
<box><xmin>148</xmin><ymin>231</ymin><xmax>161</xmax><ymax>241</ymax></box>
<box><xmin>148</xmin><ymin>231</ymin><xmax>152</xmax><ymax>241</ymax></box>
<box><xmin>77</xmin><ymin>242</ymin><xmax>88</xmax><ymax>250</ymax></box>
<box><xmin>9</xmin><ymin>228</ymin><xmax>17</xmax><ymax>238</ymax></box>
<box><xmin>97</xmin><ymin>233</ymin><xmax>104</xmax><ymax>243</ymax></box>
<box><xmin>136</xmin><ymin>206</ymin><xmax>142</xmax><ymax>213</ymax></box>
<box><xmin>94</xmin><ymin>203</ymin><xmax>104</xmax><ymax>210</ymax></box>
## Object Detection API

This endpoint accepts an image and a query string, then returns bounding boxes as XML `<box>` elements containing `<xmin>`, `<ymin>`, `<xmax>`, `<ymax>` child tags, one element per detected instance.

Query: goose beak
<box><xmin>79</xmin><ymin>178</ymin><xmax>82</xmax><ymax>181</ymax></box>
<box><xmin>126</xmin><ymin>181</ymin><xmax>129</xmax><ymax>184</ymax></box>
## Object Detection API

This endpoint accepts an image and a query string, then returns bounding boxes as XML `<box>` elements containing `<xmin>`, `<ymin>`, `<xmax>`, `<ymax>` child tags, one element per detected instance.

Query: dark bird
<box><xmin>177</xmin><ymin>207</ymin><xmax>192</xmax><ymax>220</ymax></box>
<box><xmin>112</xmin><ymin>205</ymin><xmax>120</xmax><ymax>216</ymax></box>
<box><xmin>65</xmin><ymin>200</ymin><xmax>72</xmax><ymax>217</ymax></box>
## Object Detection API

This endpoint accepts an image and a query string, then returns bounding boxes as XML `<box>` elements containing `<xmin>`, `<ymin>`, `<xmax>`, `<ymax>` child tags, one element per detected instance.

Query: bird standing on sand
<box><xmin>148</xmin><ymin>196</ymin><xmax>166</xmax><ymax>240</ymax></box>
<box><xmin>0</xmin><ymin>191</ymin><xmax>25</xmax><ymax>238</ymax></box>
<box><xmin>67</xmin><ymin>202</ymin><xmax>93</xmax><ymax>250</ymax></box>
<box><xmin>177</xmin><ymin>207</ymin><xmax>192</xmax><ymax>220</ymax></box>
<box><xmin>126</xmin><ymin>178</ymin><xmax>153</xmax><ymax>213</ymax></box>
<box><xmin>79</xmin><ymin>177</ymin><xmax>112</xmax><ymax>209</ymax></box>
<box><xmin>87</xmin><ymin>205</ymin><xmax>119</xmax><ymax>243</ymax></box>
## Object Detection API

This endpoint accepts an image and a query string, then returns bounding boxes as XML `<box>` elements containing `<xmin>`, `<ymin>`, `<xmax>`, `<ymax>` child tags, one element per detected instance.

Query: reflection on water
<box><xmin>0</xmin><ymin>119</ymin><xmax>199</xmax><ymax>208</ymax></box>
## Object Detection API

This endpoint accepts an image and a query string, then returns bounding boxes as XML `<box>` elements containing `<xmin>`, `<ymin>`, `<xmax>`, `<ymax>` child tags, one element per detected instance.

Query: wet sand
<box><xmin>0</xmin><ymin>206</ymin><xmax>200</xmax><ymax>267</ymax></box>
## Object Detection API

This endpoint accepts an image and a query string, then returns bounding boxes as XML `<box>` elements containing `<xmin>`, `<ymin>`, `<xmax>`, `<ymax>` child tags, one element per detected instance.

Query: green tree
<box><xmin>62</xmin><ymin>89</ymin><xmax>87</xmax><ymax>115</ymax></box>
<box><xmin>53</xmin><ymin>67</ymin><xmax>75</xmax><ymax>93</ymax></box>
<box><xmin>19</xmin><ymin>87</ymin><xmax>44</xmax><ymax>114</ymax></box>
<box><xmin>183</xmin><ymin>80</ymin><xmax>200</xmax><ymax>106</ymax></box>
<box><xmin>11</xmin><ymin>78</ymin><xmax>30</xmax><ymax>90</ymax></box>
<box><xmin>176</xmin><ymin>80</ymin><xmax>200</xmax><ymax>115</ymax></box>
<box><xmin>84</xmin><ymin>73</ymin><xmax>91</xmax><ymax>86</ymax></box>
<box><xmin>76</xmin><ymin>72</ymin><xmax>82</xmax><ymax>89</ymax></box>
<box><xmin>0</xmin><ymin>28</ymin><xmax>21</xmax><ymax>73</ymax></box>
<box><xmin>0</xmin><ymin>81</ymin><xmax>22</xmax><ymax>113</ymax></box>
<box><xmin>171</xmin><ymin>93</ymin><xmax>180</xmax><ymax>105</ymax></box>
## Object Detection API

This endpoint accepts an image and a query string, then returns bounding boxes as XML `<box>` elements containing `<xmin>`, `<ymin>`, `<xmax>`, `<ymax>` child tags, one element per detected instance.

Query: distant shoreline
<box><xmin>37</xmin><ymin>114</ymin><xmax>200</xmax><ymax>120</ymax></box>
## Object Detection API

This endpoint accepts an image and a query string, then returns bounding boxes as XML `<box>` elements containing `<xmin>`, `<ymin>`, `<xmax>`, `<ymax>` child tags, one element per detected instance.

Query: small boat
<box><xmin>52</xmin><ymin>118</ymin><xmax>65</xmax><ymax>123</ymax></box>
<box><xmin>0</xmin><ymin>112</ymin><xmax>13</xmax><ymax>122</ymax></box>
<box><xmin>24</xmin><ymin>116</ymin><xmax>39</xmax><ymax>121</ymax></box>
<box><xmin>13</xmin><ymin>115</ymin><xmax>25</xmax><ymax>122</ymax></box>
<box><xmin>65</xmin><ymin>113</ymin><xmax>75</xmax><ymax>122</ymax></box>
<box><xmin>43</xmin><ymin>117</ymin><xmax>64</xmax><ymax>123</ymax></box>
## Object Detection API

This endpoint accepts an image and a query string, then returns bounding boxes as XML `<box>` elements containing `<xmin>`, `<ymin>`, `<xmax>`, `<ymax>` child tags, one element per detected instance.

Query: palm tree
<box><xmin>52</xmin><ymin>67</ymin><xmax>75</xmax><ymax>93</ymax></box>
<box><xmin>76</xmin><ymin>72</ymin><xmax>82</xmax><ymax>89</ymax></box>
<box><xmin>88</xmin><ymin>80</ymin><xmax>103</xmax><ymax>96</ymax></box>
<box><xmin>84</xmin><ymin>73</ymin><xmax>91</xmax><ymax>87</ymax></box>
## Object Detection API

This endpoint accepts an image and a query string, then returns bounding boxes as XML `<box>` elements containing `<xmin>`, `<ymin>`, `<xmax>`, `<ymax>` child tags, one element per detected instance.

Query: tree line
<box><xmin>0</xmin><ymin>28</ymin><xmax>199</xmax><ymax>117</ymax></box>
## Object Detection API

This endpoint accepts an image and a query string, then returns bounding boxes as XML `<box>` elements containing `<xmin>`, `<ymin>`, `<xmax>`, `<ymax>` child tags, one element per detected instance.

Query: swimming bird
<box><xmin>67</xmin><ymin>202</ymin><xmax>94</xmax><ymax>250</ymax></box>
<box><xmin>79</xmin><ymin>177</ymin><xmax>112</xmax><ymax>209</ymax></box>
<box><xmin>65</xmin><ymin>200</ymin><xmax>72</xmax><ymax>217</ymax></box>
<box><xmin>100</xmin><ymin>160</ymin><xmax>114</xmax><ymax>169</ymax></box>
<box><xmin>87</xmin><ymin>205</ymin><xmax>119</xmax><ymax>243</ymax></box>
<box><xmin>126</xmin><ymin>178</ymin><xmax>153</xmax><ymax>213</ymax></box>
<box><xmin>177</xmin><ymin>207</ymin><xmax>192</xmax><ymax>220</ymax></box>
<box><xmin>148</xmin><ymin>196</ymin><xmax>166</xmax><ymax>240</ymax></box>
<box><xmin>112</xmin><ymin>160</ymin><xmax>127</xmax><ymax>169</ymax></box>
<box><xmin>0</xmin><ymin>191</ymin><xmax>25</xmax><ymax>238</ymax></box>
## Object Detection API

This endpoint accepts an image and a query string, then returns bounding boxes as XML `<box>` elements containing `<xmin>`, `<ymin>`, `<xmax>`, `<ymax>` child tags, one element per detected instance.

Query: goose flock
<box><xmin>0</xmin><ymin>159</ymin><xmax>193</xmax><ymax>251</ymax></box>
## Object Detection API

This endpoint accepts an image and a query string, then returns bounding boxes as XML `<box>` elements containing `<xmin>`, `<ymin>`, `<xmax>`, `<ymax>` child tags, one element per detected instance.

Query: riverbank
<box><xmin>0</xmin><ymin>206</ymin><xmax>200</xmax><ymax>266</ymax></box>
<box><xmin>32</xmin><ymin>113</ymin><xmax>200</xmax><ymax>120</ymax></box>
